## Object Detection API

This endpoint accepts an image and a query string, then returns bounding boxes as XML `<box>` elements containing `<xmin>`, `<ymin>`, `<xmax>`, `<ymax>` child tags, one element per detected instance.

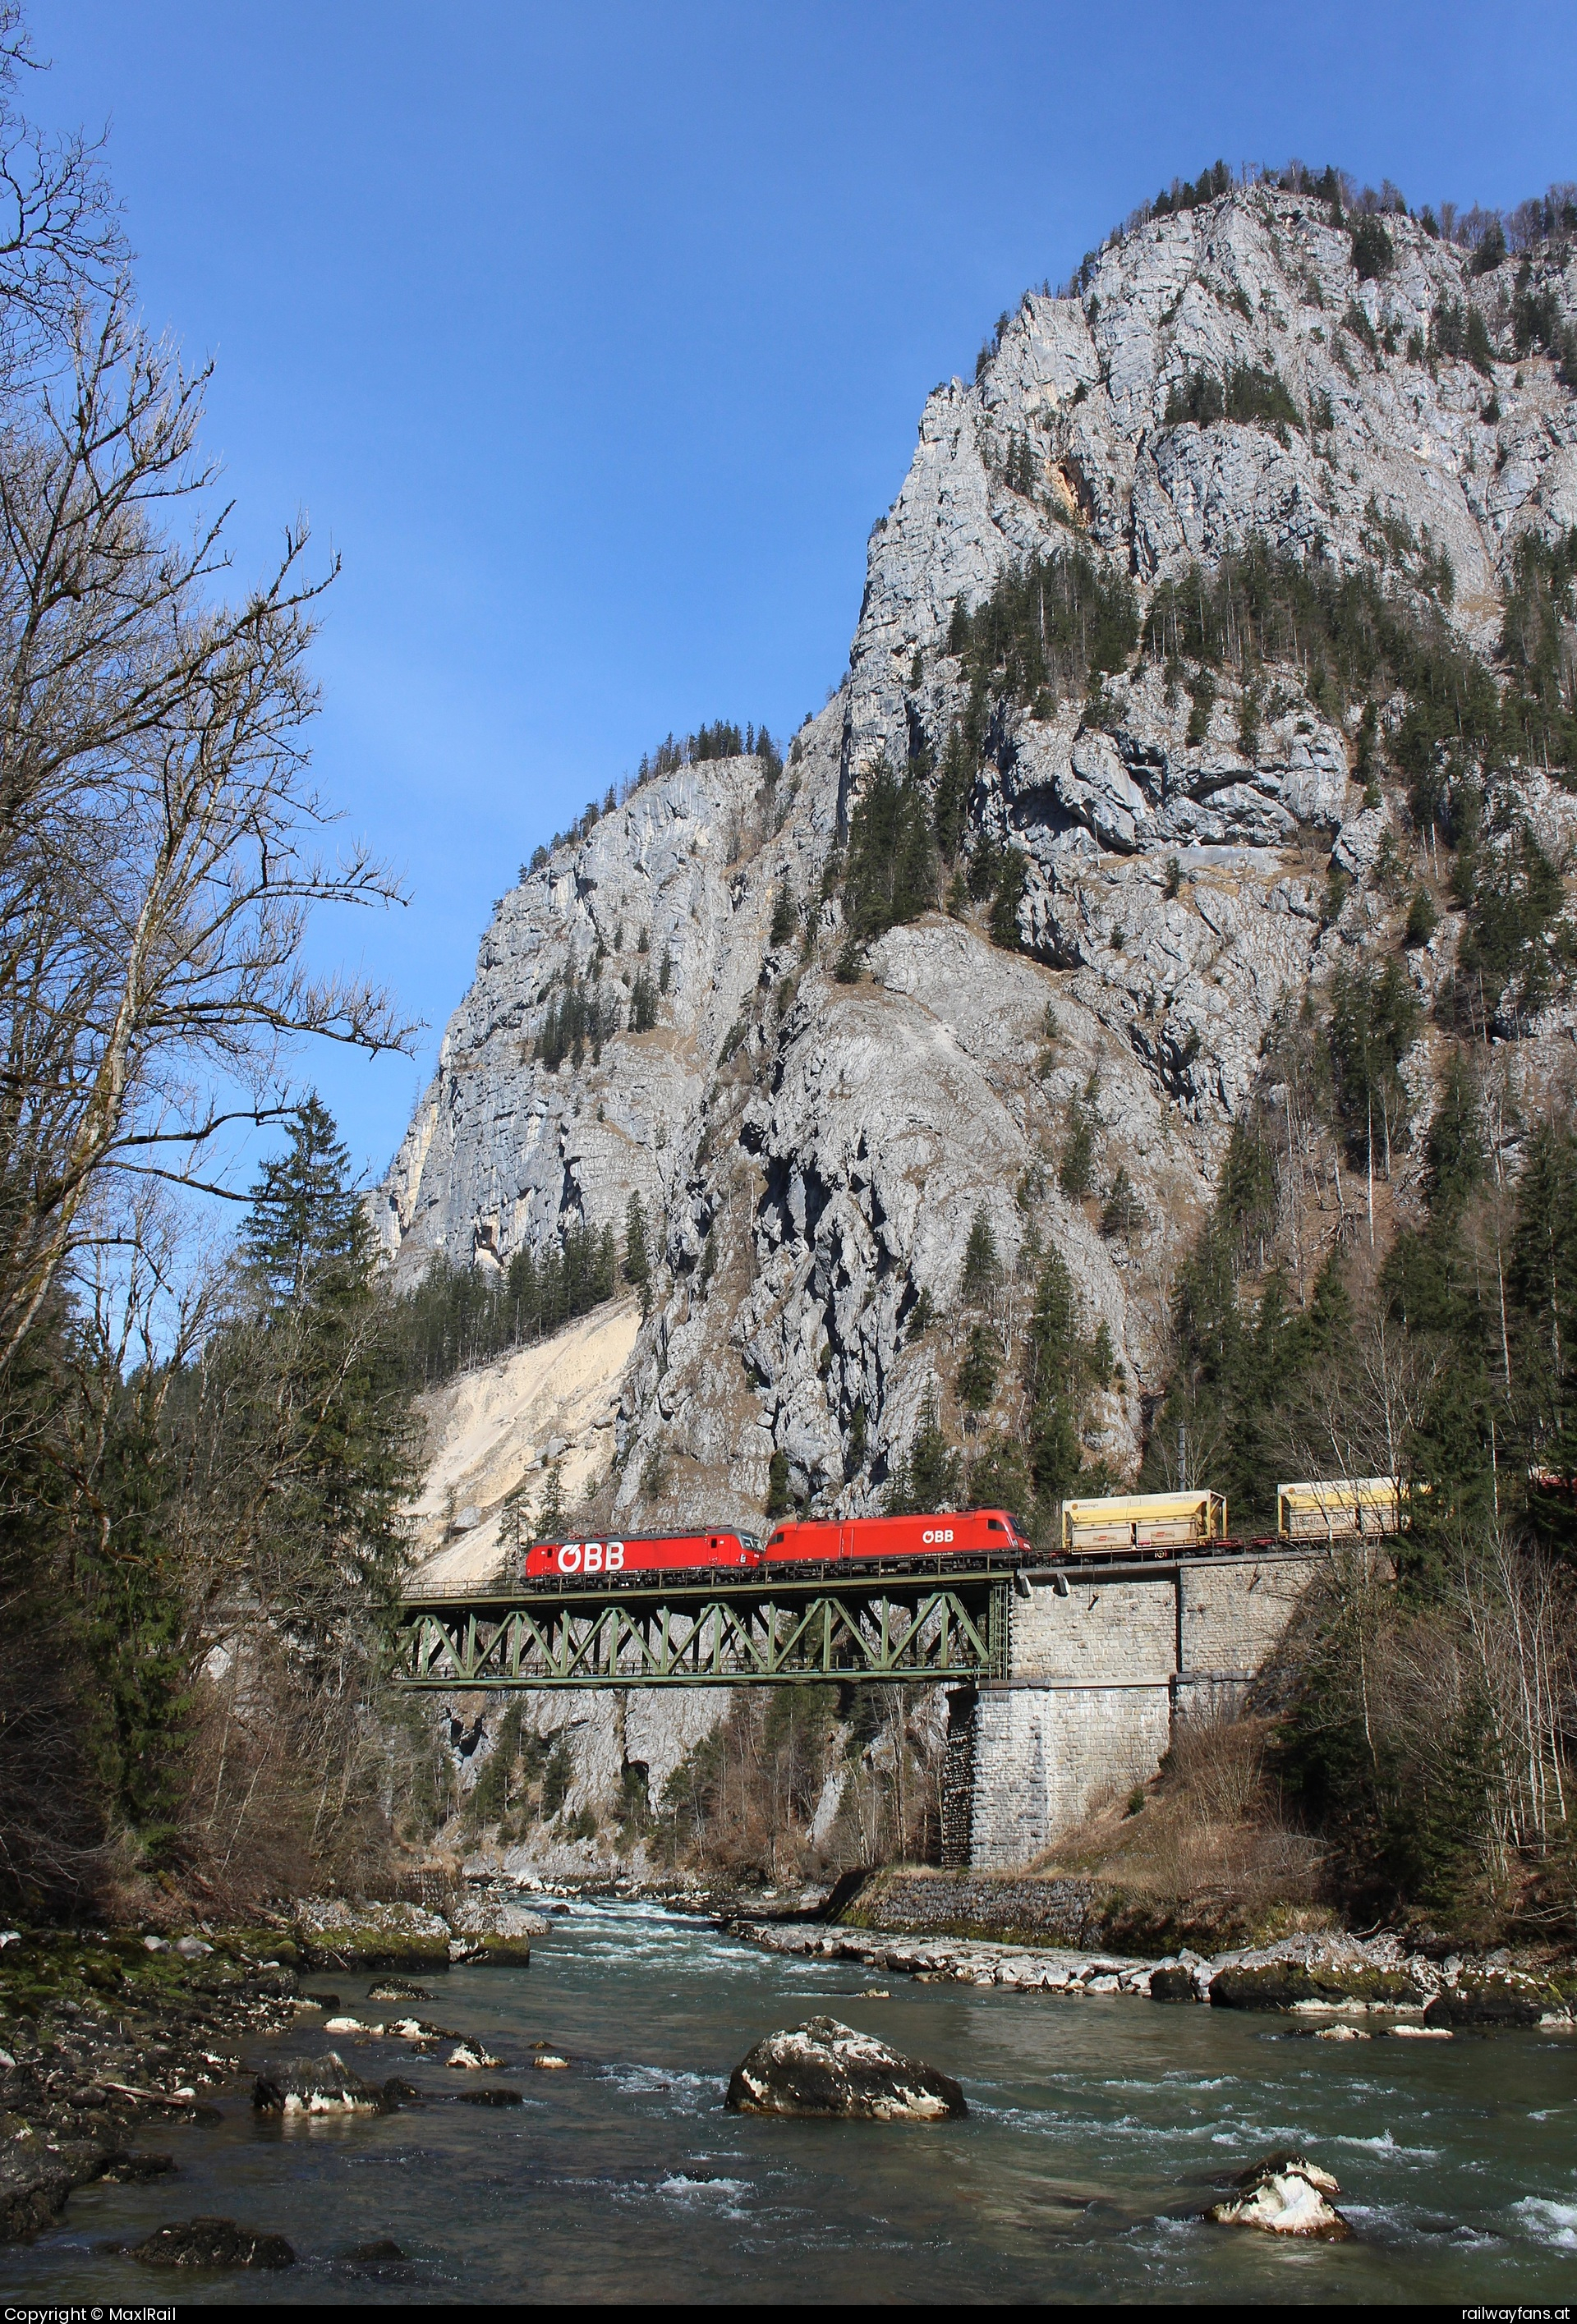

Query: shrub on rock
<box><xmin>726</xmin><ymin>2016</ymin><xmax>967</xmax><ymax>2121</ymax></box>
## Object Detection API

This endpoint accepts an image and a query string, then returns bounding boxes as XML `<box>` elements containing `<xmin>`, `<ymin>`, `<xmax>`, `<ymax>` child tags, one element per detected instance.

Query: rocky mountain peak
<box><xmin>384</xmin><ymin>172</ymin><xmax>1577</xmax><ymax>1547</ymax></box>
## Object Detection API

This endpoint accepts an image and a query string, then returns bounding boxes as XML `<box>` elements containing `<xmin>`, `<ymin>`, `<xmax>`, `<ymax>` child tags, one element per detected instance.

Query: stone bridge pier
<box><xmin>944</xmin><ymin>1548</ymin><xmax>1327</xmax><ymax>1870</ymax></box>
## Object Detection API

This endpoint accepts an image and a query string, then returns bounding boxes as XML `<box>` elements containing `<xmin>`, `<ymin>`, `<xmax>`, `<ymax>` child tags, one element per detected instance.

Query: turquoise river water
<box><xmin>3</xmin><ymin>1899</ymin><xmax>1575</xmax><ymax>2305</ymax></box>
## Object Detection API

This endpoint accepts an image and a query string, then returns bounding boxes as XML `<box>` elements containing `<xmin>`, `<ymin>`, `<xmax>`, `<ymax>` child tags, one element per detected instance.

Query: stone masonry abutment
<box><xmin>945</xmin><ymin>1548</ymin><xmax>1327</xmax><ymax>1869</ymax></box>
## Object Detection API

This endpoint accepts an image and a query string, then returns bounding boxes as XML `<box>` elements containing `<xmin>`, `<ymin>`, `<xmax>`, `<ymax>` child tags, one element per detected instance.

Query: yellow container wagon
<box><xmin>1060</xmin><ymin>1489</ymin><xmax>1227</xmax><ymax>1555</ymax></box>
<box><xmin>1276</xmin><ymin>1477</ymin><xmax>1404</xmax><ymax>1541</ymax></box>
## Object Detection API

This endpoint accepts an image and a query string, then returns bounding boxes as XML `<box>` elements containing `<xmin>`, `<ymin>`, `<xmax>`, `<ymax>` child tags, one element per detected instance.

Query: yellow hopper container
<box><xmin>1061</xmin><ymin>1489</ymin><xmax>1226</xmax><ymax>1554</ymax></box>
<box><xmin>1277</xmin><ymin>1477</ymin><xmax>1403</xmax><ymax>1541</ymax></box>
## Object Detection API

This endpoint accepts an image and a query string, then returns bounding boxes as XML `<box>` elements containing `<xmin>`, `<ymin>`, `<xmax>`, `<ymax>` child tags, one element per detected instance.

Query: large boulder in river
<box><xmin>251</xmin><ymin>2051</ymin><xmax>385</xmax><ymax>2115</ymax></box>
<box><xmin>446</xmin><ymin>1892</ymin><xmax>546</xmax><ymax>1964</ymax></box>
<box><xmin>726</xmin><ymin>2017</ymin><xmax>966</xmax><ymax>2122</ymax></box>
<box><xmin>291</xmin><ymin>1898</ymin><xmax>451</xmax><ymax>1972</ymax></box>
<box><xmin>1423</xmin><ymin>1974</ymin><xmax>1546</xmax><ymax>2028</ymax></box>
<box><xmin>1209</xmin><ymin>1956</ymin><xmax>1423</xmax><ymax>2012</ymax></box>
<box><xmin>1206</xmin><ymin>2152</ymin><xmax>1349</xmax><ymax>2239</ymax></box>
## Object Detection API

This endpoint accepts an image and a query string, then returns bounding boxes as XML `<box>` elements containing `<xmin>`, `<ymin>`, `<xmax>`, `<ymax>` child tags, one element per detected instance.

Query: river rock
<box><xmin>131</xmin><ymin>2216</ymin><xmax>295</xmax><ymax>2269</ymax></box>
<box><xmin>368</xmin><ymin>1980</ymin><xmax>431</xmax><ymax>2003</ymax></box>
<box><xmin>241</xmin><ymin>1964</ymin><xmax>300</xmax><ymax>2000</ymax></box>
<box><xmin>446</xmin><ymin>2042</ymin><xmax>504</xmax><ymax>2070</ymax></box>
<box><xmin>726</xmin><ymin>2016</ymin><xmax>967</xmax><ymax>2122</ymax></box>
<box><xmin>1209</xmin><ymin>1956</ymin><xmax>1424</xmax><ymax>2013</ymax></box>
<box><xmin>1147</xmin><ymin>1964</ymin><xmax>1203</xmax><ymax>2003</ymax></box>
<box><xmin>251</xmin><ymin>2052</ymin><xmax>385</xmax><ymax>2115</ymax></box>
<box><xmin>292</xmin><ymin>1899</ymin><xmax>452</xmax><ymax>1972</ymax></box>
<box><xmin>1206</xmin><ymin>2152</ymin><xmax>1349</xmax><ymax>2239</ymax></box>
<box><xmin>447</xmin><ymin>1893</ymin><xmax>546</xmax><ymax>1965</ymax></box>
<box><xmin>454</xmin><ymin>2085</ymin><xmax>524</xmax><ymax>2105</ymax></box>
<box><xmin>1423</xmin><ymin>1975</ymin><xmax>1544</xmax><ymax>2029</ymax></box>
<box><xmin>347</xmin><ymin>2237</ymin><xmax>409</xmax><ymax>2264</ymax></box>
<box><xmin>0</xmin><ymin>2144</ymin><xmax>109</xmax><ymax>2243</ymax></box>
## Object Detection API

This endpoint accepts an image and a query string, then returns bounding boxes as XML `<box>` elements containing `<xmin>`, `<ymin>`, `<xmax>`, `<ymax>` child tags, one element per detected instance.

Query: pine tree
<box><xmin>959</xmin><ymin>1325</ymin><xmax>1000</xmax><ymax>1415</ymax></box>
<box><xmin>932</xmin><ymin>725</ymin><xmax>970</xmax><ymax>865</ymax></box>
<box><xmin>885</xmin><ymin>1390</ymin><xmax>963</xmax><ymax>1513</ymax></box>
<box><xmin>538</xmin><ymin>1463</ymin><xmax>568</xmax><ymax>1539</ymax></box>
<box><xmin>1100</xmin><ymin>1166</ymin><xmax>1145</xmax><ymax>1239</ymax></box>
<box><xmin>241</xmin><ymin>1092</ymin><xmax>368</xmax><ymax>1311</ymax></box>
<box><xmin>961</xmin><ymin>1206</ymin><xmax>999</xmax><ymax>1304</ymax></box>
<box><xmin>1058</xmin><ymin>1084</ymin><xmax>1097</xmax><ymax>1201</ymax></box>
<box><xmin>766</xmin><ymin>1447</ymin><xmax>793</xmax><ymax>1518</ymax></box>
<box><xmin>237</xmin><ymin>1095</ymin><xmax>416</xmax><ymax>1644</ymax></box>
<box><xmin>623</xmin><ymin>1193</ymin><xmax>651</xmax><ymax>1316</ymax></box>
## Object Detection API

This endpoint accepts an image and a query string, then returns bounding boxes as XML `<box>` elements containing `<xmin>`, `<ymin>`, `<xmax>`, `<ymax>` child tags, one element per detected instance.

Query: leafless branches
<box><xmin>0</xmin><ymin>116</ymin><xmax>415</xmax><ymax>1374</ymax></box>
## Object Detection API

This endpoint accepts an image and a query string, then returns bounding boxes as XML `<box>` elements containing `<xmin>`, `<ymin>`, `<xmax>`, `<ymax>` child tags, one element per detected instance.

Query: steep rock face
<box><xmin>378</xmin><ymin>726</ymin><xmax>843</xmax><ymax>1281</ymax></box>
<box><xmin>849</xmin><ymin>188</ymin><xmax>1575</xmax><ymax>791</ymax></box>
<box><xmin>390</xmin><ymin>181</ymin><xmax>1577</xmax><ymax>1865</ymax></box>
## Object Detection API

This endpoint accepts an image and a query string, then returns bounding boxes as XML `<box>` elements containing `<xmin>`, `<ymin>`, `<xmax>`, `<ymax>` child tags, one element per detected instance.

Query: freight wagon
<box><xmin>1060</xmin><ymin>1489</ymin><xmax>1228</xmax><ymax>1555</ymax></box>
<box><xmin>1276</xmin><ymin>1476</ymin><xmax>1405</xmax><ymax>1541</ymax></box>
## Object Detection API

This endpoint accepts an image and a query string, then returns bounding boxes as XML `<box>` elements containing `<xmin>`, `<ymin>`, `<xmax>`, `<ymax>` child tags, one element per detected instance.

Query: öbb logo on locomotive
<box><xmin>514</xmin><ymin>1480</ymin><xmax>1408</xmax><ymax>1588</ymax></box>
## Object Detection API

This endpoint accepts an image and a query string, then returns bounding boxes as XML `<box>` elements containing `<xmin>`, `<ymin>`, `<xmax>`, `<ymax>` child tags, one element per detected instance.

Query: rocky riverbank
<box><xmin>729</xmin><ymin>1916</ymin><xmax>1577</xmax><ymax>2028</ymax></box>
<box><xmin>0</xmin><ymin>1887</ymin><xmax>551</xmax><ymax>2245</ymax></box>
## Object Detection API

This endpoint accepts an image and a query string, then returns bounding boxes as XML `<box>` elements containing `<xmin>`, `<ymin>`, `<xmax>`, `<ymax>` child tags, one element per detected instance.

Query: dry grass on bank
<box><xmin>1029</xmin><ymin>1716</ymin><xmax>1328</xmax><ymax>1941</ymax></box>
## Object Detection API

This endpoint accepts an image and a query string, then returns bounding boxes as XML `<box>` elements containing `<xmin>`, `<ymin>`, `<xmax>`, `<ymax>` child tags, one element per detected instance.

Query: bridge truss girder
<box><xmin>398</xmin><ymin>1577</ymin><xmax>1009</xmax><ymax>1690</ymax></box>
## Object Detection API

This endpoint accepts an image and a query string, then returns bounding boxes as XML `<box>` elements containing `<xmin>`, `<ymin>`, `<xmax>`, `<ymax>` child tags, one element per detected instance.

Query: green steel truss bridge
<box><xmin>397</xmin><ymin>1564</ymin><xmax>1013</xmax><ymax>1691</ymax></box>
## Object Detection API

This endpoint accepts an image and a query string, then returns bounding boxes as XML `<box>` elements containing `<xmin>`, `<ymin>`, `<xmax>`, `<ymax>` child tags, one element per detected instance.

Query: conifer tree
<box><xmin>961</xmin><ymin>1206</ymin><xmax>1000</xmax><ymax>1303</ymax></box>
<box><xmin>236</xmin><ymin>1094</ymin><xmax>416</xmax><ymax>1647</ymax></box>
<box><xmin>1058</xmin><ymin>1082</ymin><xmax>1098</xmax><ymax>1201</ymax></box>
<box><xmin>765</xmin><ymin>1447</ymin><xmax>793</xmax><ymax>1518</ymax></box>
<box><xmin>624</xmin><ymin>1192</ymin><xmax>651</xmax><ymax>1316</ymax></box>
<box><xmin>959</xmin><ymin>1324</ymin><xmax>1000</xmax><ymax>1415</ymax></box>
<box><xmin>538</xmin><ymin>1463</ymin><xmax>568</xmax><ymax>1539</ymax></box>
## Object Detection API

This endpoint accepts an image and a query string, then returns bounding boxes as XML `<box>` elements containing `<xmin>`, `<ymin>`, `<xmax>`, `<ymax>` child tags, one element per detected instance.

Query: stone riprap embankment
<box><xmin>730</xmin><ymin>1918</ymin><xmax>1577</xmax><ymax>2025</ymax></box>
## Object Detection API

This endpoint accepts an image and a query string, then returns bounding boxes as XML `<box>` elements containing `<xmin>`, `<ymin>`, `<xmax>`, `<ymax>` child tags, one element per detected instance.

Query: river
<box><xmin>4</xmin><ymin>1899</ymin><xmax>1575</xmax><ymax>2305</ymax></box>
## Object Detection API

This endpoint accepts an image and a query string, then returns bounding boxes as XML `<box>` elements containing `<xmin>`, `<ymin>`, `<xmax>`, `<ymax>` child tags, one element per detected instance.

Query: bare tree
<box><xmin>0</xmin><ymin>218</ymin><xmax>413</xmax><ymax>1376</ymax></box>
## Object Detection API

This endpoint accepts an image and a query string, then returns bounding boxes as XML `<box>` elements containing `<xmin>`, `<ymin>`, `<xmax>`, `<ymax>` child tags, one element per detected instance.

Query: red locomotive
<box><xmin>518</xmin><ymin>1507</ymin><xmax>1032</xmax><ymax>1585</ymax></box>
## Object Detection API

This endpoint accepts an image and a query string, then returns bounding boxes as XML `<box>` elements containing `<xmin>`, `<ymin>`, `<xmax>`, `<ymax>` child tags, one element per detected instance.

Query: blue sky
<box><xmin>30</xmin><ymin>0</ymin><xmax>1577</xmax><ymax>1185</ymax></box>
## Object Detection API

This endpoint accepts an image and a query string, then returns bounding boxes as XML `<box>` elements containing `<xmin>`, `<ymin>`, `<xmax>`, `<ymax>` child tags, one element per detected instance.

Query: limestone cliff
<box><xmin>388</xmin><ymin>178</ymin><xmax>1577</xmax><ymax>1874</ymax></box>
<box><xmin>386</xmin><ymin>180</ymin><xmax>1575</xmax><ymax>1546</ymax></box>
